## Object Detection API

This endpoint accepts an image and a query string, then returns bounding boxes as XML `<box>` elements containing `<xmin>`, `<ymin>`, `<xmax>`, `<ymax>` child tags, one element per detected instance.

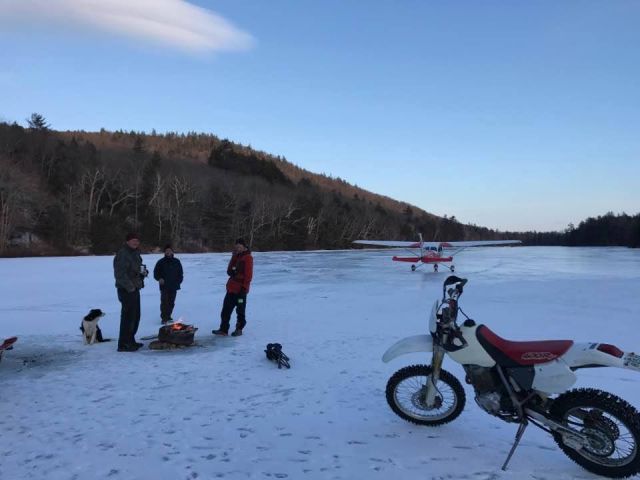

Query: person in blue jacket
<box><xmin>153</xmin><ymin>245</ymin><xmax>184</xmax><ymax>323</ymax></box>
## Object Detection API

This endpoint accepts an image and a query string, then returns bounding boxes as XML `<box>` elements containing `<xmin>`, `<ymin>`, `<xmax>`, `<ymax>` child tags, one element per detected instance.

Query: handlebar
<box><xmin>443</xmin><ymin>275</ymin><xmax>467</xmax><ymax>287</ymax></box>
<box><xmin>442</xmin><ymin>275</ymin><xmax>468</xmax><ymax>301</ymax></box>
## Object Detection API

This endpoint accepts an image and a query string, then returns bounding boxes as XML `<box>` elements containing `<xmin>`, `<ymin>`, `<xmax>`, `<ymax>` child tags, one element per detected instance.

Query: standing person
<box><xmin>113</xmin><ymin>232</ymin><xmax>148</xmax><ymax>352</ymax></box>
<box><xmin>213</xmin><ymin>239</ymin><xmax>253</xmax><ymax>337</ymax></box>
<box><xmin>153</xmin><ymin>245</ymin><xmax>184</xmax><ymax>324</ymax></box>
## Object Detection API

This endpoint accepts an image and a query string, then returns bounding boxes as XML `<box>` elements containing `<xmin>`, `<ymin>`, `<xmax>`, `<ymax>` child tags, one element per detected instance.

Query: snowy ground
<box><xmin>1</xmin><ymin>246</ymin><xmax>639</xmax><ymax>480</ymax></box>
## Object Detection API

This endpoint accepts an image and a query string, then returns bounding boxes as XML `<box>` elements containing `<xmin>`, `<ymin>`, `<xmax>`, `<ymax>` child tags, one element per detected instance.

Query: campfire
<box><xmin>149</xmin><ymin>322</ymin><xmax>198</xmax><ymax>350</ymax></box>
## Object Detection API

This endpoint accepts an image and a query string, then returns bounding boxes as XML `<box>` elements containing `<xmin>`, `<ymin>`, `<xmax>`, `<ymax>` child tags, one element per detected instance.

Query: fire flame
<box><xmin>168</xmin><ymin>316</ymin><xmax>185</xmax><ymax>330</ymax></box>
<box><xmin>164</xmin><ymin>318</ymin><xmax>196</xmax><ymax>333</ymax></box>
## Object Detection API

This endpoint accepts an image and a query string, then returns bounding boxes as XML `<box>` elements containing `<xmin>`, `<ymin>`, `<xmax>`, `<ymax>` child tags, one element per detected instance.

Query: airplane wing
<box><xmin>352</xmin><ymin>240</ymin><xmax>423</xmax><ymax>248</ymax></box>
<box><xmin>437</xmin><ymin>240</ymin><xmax>521</xmax><ymax>249</ymax></box>
<box><xmin>353</xmin><ymin>239</ymin><xmax>521</xmax><ymax>248</ymax></box>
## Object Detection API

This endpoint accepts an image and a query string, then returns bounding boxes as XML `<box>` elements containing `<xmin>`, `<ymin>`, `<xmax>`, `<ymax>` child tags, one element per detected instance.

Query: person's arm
<box><xmin>227</xmin><ymin>257</ymin><xmax>235</xmax><ymax>277</ymax></box>
<box><xmin>114</xmin><ymin>250</ymin><xmax>135</xmax><ymax>292</ymax></box>
<box><xmin>242</xmin><ymin>255</ymin><xmax>253</xmax><ymax>292</ymax></box>
<box><xmin>177</xmin><ymin>260</ymin><xmax>184</xmax><ymax>285</ymax></box>
<box><xmin>153</xmin><ymin>259</ymin><xmax>162</xmax><ymax>281</ymax></box>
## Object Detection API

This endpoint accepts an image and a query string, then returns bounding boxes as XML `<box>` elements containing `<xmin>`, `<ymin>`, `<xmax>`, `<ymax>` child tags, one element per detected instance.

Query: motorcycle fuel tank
<box><xmin>447</xmin><ymin>323</ymin><xmax>496</xmax><ymax>368</ymax></box>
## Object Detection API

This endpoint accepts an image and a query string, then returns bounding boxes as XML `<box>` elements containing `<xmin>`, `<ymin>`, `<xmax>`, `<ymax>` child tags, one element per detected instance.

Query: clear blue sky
<box><xmin>1</xmin><ymin>0</ymin><xmax>638</xmax><ymax>232</ymax></box>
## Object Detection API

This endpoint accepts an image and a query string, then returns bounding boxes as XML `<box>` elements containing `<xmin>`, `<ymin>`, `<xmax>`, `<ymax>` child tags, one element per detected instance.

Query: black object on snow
<box><xmin>265</xmin><ymin>343</ymin><xmax>291</xmax><ymax>369</ymax></box>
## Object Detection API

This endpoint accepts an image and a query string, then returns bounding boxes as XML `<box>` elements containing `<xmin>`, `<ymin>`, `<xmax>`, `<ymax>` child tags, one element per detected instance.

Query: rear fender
<box><xmin>563</xmin><ymin>342</ymin><xmax>640</xmax><ymax>372</ymax></box>
<box><xmin>382</xmin><ymin>335</ymin><xmax>433</xmax><ymax>363</ymax></box>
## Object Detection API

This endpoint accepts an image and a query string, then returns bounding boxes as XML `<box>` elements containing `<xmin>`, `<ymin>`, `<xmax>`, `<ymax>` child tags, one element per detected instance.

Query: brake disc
<box><xmin>581</xmin><ymin>427</ymin><xmax>616</xmax><ymax>457</ymax></box>
<box><xmin>412</xmin><ymin>388</ymin><xmax>443</xmax><ymax>411</ymax></box>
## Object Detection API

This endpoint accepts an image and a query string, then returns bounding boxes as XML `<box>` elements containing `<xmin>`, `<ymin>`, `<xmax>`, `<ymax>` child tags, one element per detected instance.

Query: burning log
<box><xmin>149</xmin><ymin>322</ymin><xmax>198</xmax><ymax>350</ymax></box>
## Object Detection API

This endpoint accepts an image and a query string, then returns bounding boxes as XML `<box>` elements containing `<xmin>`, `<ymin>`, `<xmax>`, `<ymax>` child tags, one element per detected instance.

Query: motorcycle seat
<box><xmin>476</xmin><ymin>325</ymin><xmax>573</xmax><ymax>367</ymax></box>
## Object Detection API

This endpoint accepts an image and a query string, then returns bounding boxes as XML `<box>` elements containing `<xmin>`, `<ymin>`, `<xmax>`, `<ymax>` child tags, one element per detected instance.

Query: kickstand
<box><xmin>501</xmin><ymin>420</ymin><xmax>528</xmax><ymax>471</ymax></box>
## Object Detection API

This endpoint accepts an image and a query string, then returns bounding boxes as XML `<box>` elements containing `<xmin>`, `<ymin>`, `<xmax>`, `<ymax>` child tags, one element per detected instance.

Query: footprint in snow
<box><xmin>472</xmin><ymin>473</ymin><xmax>501</xmax><ymax>480</ymax></box>
<box><xmin>374</xmin><ymin>433</ymin><xmax>399</xmax><ymax>439</ymax></box>
<box><xmin>536</xmin><ymin>445</ymin><xmax>556</xmax><ymax>451</ymax></box>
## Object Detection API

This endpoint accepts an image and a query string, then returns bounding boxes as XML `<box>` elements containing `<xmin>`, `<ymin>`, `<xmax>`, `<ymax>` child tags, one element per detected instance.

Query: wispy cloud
<box><xmin>0</xmin><ymin>0</ymin><xmax>254</xmax><ymax>53</ymax></box>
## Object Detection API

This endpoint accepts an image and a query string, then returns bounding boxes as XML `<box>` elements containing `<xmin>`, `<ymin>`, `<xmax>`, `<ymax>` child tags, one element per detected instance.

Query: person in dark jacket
<box><xmin>113</xmin><ymin>232</ymin><xmax>148</xmax><ymax>352</ymax></box>
<box><xmin>153</xmin><ymin>245</ymin><xmax>184</xmax><ymax>324</ymax></box>
<box><xmin>212</xmin><ymin>238</ymin><xmax>253</xmax><ymax>337</ymax></box>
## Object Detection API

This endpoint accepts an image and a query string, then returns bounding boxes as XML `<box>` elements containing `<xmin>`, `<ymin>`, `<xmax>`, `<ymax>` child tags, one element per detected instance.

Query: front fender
<box><xmin>382</xmin><ymin>335</ymin><xmax>433</xmax><ymax>363</ymax></box>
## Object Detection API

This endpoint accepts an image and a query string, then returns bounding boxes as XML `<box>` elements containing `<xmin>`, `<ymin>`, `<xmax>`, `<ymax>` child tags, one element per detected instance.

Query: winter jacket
<box><xmin>226</xmin><ymin>250</ymin><xmax>253</xmax><ymax>294</ymax></box>
<box><xmin>153</xmin><ymin>256</ymin><xmax>184</xmax><ymax>291</ymax></box>
<box><xmin>113</xmin><ymin>245</ymin><xmax>145</xmax><ymax>292</ymax></box>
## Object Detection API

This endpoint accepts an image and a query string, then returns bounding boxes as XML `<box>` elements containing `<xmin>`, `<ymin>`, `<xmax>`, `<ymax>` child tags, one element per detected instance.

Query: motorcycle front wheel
<box><xmin>550</xmin><ymin>388</ymin><xmax>640</xmax><ymax>478</ymax></box>
<box><xmin>385</xmin><ymin>364</ymin><xmax>465</xmax><ymax>426</ymax></box>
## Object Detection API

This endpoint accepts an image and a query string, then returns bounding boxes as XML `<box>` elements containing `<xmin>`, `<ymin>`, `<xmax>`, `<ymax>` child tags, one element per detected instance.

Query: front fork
<box><xmin>424</xmin><ymin>341</ymin><xmax>446</xmax><ymax>408</ymax></box>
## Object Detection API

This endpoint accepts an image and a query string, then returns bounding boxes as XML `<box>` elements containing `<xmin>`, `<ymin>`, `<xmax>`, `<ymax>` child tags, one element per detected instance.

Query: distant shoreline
<box><xmin>3</xmin><ymin>244</ymin><xmax>639</xmax><ymax>260</ymax></box>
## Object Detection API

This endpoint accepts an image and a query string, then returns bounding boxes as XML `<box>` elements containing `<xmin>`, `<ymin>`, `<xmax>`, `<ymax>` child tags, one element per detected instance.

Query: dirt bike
<box><xmin>383</xmin><ymin>276</ymin><xmax>640</xmax><ymax>478</ymax></box>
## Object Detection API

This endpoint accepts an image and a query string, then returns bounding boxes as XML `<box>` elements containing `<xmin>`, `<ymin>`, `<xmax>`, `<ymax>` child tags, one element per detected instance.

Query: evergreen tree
<box><xmin>27</xmin><ymin>113</ymin><xmax>50</xmax><ymax>131</ymax></box>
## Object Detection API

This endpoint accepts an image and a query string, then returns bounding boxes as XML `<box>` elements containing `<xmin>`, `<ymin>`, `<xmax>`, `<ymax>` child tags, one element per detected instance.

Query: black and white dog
<box><xmin>80</xmin><ymin>309</ymin><xmax>110</xmax><ymax>344</ymax></box>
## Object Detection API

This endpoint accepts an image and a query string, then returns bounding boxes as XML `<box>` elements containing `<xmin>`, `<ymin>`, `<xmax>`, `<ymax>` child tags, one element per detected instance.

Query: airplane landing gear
<box><xmin>411</xmin><ymin>265</ymin><xmax>416</xmax><ymax>272</ymax></box>
<box><xmin>433</xmin><ymin>264</ymin><xmax>439</xmax><ymax>272</ymax></box>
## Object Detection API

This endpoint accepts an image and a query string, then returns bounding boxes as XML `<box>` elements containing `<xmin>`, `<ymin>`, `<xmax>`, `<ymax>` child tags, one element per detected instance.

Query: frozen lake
<box><xmin>1</xmin><ymin>246</ymin><xmax>639</xmax><ymax>479</ymax></box>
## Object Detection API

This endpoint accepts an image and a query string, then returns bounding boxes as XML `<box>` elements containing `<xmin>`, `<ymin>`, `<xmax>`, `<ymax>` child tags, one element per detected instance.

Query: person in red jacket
<box><xmin>213</xmin><ymin>239</ymin><xmax>254</xmax><ymax>337</ymax></box>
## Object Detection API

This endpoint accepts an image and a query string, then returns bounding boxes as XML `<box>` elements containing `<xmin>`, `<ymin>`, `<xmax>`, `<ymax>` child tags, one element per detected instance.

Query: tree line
<box><xmin>509</xmin><ymin>213</ymin><xmax>640</xmax><ymax>248</ymax></box>
<box><xmin>1</xmin><ymin>115</ymin><xmax>637</xmax><ymax>256</ymax></box>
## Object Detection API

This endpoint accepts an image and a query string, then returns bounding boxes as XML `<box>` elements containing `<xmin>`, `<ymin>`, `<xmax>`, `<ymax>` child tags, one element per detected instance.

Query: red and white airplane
<box><xmin>353</xmin><ymin>234</ymin><xmax>521</xmax><ymax>272</ymax></box>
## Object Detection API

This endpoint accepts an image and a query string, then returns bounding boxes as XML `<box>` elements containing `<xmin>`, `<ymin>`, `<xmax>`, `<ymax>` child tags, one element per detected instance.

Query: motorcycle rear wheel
<box><xmin>385</xmin><ymin>364</ymin><xmax>465</xmax><ymax>426</ymax></box>
<box><xmin>550</xmin><ymin>388</ymin><xmax>640</xmax><ymax>478</ymax></box>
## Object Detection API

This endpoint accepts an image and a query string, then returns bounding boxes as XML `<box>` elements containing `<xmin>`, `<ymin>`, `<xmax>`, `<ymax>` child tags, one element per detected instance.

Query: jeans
<box><xmin>160</xmin><ymin>288</ymin><xmax>177</xmax><ymax>321</ymax></box>
<box><xmin>219</xmin><ymin>292</ymin><xmax>247</xmax><ymax>333</ymax></box>
<box><xmin>117</xmin><ymin>288</ymin><xmax>141</xmax><ymax>347</ymax></box>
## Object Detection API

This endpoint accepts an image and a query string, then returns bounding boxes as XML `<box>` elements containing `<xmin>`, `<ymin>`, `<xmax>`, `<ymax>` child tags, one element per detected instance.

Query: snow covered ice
<box><xmin>1</xmin><ymin>247</ymin><xmax>639</xmax><ymax>480</ymax></box>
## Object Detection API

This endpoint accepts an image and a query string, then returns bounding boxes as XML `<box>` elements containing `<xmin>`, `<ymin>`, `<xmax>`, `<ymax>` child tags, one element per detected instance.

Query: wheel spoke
<box><xmin>394</xmin><ymin>374</ymin><xmax>457</xmax><ymax>421</ymax></box>
<box><xmin>386</xmin><ymin>366</ymin><xmax>465</xmax><ymax>428</ymax></box>
<box><xmin>562</xmin><ymin>405</ymin><xmax>638</xmax><ymax>468</ymax></box>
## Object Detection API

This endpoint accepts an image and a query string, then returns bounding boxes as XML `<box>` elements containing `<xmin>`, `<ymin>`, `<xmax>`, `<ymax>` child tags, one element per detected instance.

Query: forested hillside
<box><xmin>3</xmin><ymin>117</ymin><xmax>636</xmax><ymax>256</ymax></box>
<box><xmin>0</xmin><ymin>117</ymin><xmax>503</xmax><ymax>255</ymax></box>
